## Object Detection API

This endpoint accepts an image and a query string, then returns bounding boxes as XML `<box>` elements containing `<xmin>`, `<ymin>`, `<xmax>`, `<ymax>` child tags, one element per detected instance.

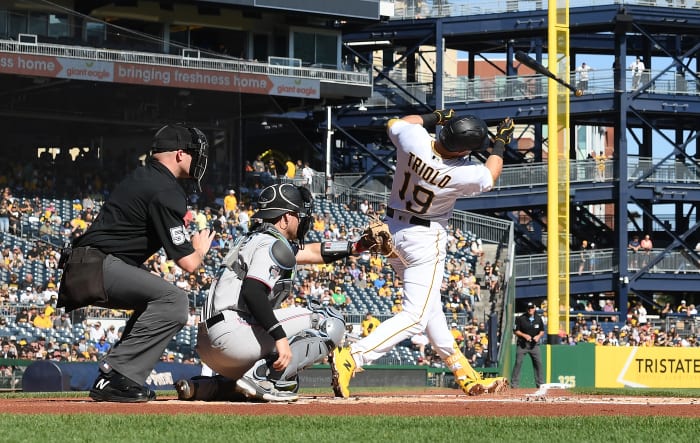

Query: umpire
<box><xmin>57</xmin><ymin>124</ymin><xmax>214</xmax><ymax>402</ymax></box>
<box><xmin>511</xmin><ymin>302</ymin><xmax>545</xmax><ymax>388</ymax></box>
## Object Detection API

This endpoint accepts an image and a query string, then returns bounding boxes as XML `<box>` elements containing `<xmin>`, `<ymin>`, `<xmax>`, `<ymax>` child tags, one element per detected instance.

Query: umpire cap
<box><xmin>152</xmin><ymin>125</ymin><xmax>201</xmax><ymax>152</ymax></box>
<box><xmin>438</xmin><ymin>114</ymin><xmax>488</xmax><ymax>153</ymax></box>
<box><xmin>253</xmin><ymin>183</ymin><xmax>312</xmax><ymax>220</ymax></box>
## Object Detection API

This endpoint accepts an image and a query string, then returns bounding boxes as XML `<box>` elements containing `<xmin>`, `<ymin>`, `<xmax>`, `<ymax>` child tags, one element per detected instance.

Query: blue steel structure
<box><xmin>331</xmin><ymin>3</ymin><xmax>700</xmax><ymax>318</ymax></box>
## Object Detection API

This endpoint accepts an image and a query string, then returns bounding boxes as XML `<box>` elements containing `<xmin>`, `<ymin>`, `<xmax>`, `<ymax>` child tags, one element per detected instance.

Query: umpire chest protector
<box><xmin>205</xmin><ymin>224</ymin><xmax>296</xmax><ymax>318</ymax></box>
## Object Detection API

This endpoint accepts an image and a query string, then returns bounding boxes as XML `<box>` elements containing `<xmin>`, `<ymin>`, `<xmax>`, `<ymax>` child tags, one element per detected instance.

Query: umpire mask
<box><xmin>152</xmin><ymin>124</ymin><xmax>209</xmax><ymax>192</ymax></box>
<box><xmin>253</xmin><ymin>184</ymin><xmax>314</xmax><ymax>248</ymax></box>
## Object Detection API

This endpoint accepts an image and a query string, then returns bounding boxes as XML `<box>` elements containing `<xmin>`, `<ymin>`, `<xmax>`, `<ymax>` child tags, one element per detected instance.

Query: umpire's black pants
<box><xmin>101</xmin><ymin>255</ymin><xmax>188</xmax><ymax>384</ymax></box>
<box><xmin>511</xmin><ymin>341</ymin><xmax>544</xmax><ymax>388</ymax></box>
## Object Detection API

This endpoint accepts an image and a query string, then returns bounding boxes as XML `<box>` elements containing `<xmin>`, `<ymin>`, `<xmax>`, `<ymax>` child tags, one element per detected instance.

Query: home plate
<box><xmin>525</xmin><ymin>383</ymin><xmax>573</xmax><ymax>397</ymax></box>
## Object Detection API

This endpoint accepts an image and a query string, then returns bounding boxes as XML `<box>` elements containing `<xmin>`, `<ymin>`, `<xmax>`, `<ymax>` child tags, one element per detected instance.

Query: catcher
<box><xmin>175</xmin><ymin>183</ymin><xmax>381</xmax><ymax>402</ymax></box>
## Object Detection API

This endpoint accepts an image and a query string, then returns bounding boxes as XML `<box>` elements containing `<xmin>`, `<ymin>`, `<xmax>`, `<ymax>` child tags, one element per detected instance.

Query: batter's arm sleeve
<box><xmin>240</xmin><ymin>278</ymin><xmax>286</xmax><ymax>340</ymax></box>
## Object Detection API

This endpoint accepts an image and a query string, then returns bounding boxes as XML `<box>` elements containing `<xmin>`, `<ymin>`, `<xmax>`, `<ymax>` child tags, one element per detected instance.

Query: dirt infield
<box><xmin>0</xmin><ymin>388</ymin><xmax>697</xmax><ymax>416</ymax></box>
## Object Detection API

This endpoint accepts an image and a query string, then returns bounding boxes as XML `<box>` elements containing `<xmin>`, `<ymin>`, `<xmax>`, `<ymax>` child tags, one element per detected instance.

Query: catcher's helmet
<box><xmin>253</xmin><ymin>183</ymin><xmax>313</xmax><ymax>246</ymax></box>
<box><xmin>438</xmin><ymin>115</ymin><xmax>488</xmax><ymax>153</ymax></box>
<box><xmin>152</xmin><ymin>124</ymin><xmax>208</xmax><ymax>191</ymax></box>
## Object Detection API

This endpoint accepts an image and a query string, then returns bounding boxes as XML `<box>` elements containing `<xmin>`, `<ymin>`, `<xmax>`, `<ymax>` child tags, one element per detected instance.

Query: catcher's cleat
<box><xmin>482</xmin><ymin>377</ymin><xmax>509</xmax><ymax>394</ymax></box>
<box><xmin>235</xmin><ymin>376</ymin><xmax>299</xmax><ymax>402</ymax></box>
<box><xmin>330</xmin><ymin>346</ymin><xmax>356</xmax><ymax>398</ymax></box>
<box><xmin>175</xmin><ymin>379</ymin><xmax>195</xmax><ymax>400</ymax></box>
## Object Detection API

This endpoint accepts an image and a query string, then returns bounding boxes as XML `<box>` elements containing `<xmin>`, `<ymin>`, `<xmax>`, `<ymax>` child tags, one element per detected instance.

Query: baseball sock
<box><xmin>445</xmin><ymin>350</ymin><xmax>481</xmax><ymax>382</ymax></box>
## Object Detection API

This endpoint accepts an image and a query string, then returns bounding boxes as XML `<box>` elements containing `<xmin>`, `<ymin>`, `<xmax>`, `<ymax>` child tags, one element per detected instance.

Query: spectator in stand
<box><xmin>88</xmin><ymin>322</ymin><xmax>105</xmax><ymax>342</ymax></box>
<box><xmin>687</xmin><ymin>304</ymin><xmax>697</xmax><ymax>316</ymax></box>
<box><xmin>0</xmin><ymin>199</ymin><xmax>9</xmax><ymax>232</ymax></box>
<box><xmin>677</xmin><ymin>300</ymin><xmax>688</xmax><ymax>314</ymax></box>
<box><xmin>577</xmin><ymin>239</ymin><xmax>592</xmax><ymax>275</ymax></box>
<box><xmin>450</xmin><ymin>322</ymin><xmax>465</xmax><ymax>348</ymax></box>
<box><xmin>359</xmin><ymin>199</ymin><xmax>370</xmax><ymax>215</ymax></box>
<box><xmin>628</xmin><ymin>235</ymin><xmax>641</xmax><ymax>268</ymax></box>
<box><xmin>7</xmin><ymin>201</ymin><xmax>20</xmax><ymax>235</ymax></box>
<box><xmin>223</xmin><ymin>189</ymin><xmax>237</xmax><ymax>216</ymax></box>
<box><xmin>660</xmin><ymin>302</ymin><xmax>673</xmax><ymax>319</ymax></box>
<box><xmin>237</xmin><ymin>204</ymin><xmax>250</xmax><ymax>234</ymax></box>
<box><xmin>70</xmin><ymin>212</ymin><xmax>88</xmax><ymax>238</ymax></box>
<box><xmin>105</xmin><ymin>325</ymin><xmax>120</xmax><ymax>344</ymax></box>
<box><xmin>33</xmin><ymin>308</ymin><xmax>53</xmax><ymax>330</ymax></box>
<box><xmin>26</xmin><ymin>306</ymin><xmax>39</xmax><ymax>324</ymax></box>
<box><xmin>14</xmin><ymin>307</ymin><xmax>29</xmax><ymax>324</ymax></box>
<box><xmin>39</xmin><ymin>220</ymin><xmax>56</xmax><ymax>242</ymax></box>
<box><xmin>9</xmin><ymin>246</ymin><xmax>24</xmax><ymax>270</ymax></box>
<box><xmin>331</xmin><ymin>287</ymin><xmax>349</xmax><ymax>312</ymax></box>
<box><xmin>95</xmin><ymin>337</ymin><xmax>111</xmax><ymax>356</ymax></box>
<box><xmin>640</xmin><ymin>234</ymin><xmax>653</xmax><ymax>267</ymax></box>
<box><xmin>252</xmin><ymin>155</ymin><xmax>265</xmax><ymax>174</ymax></box>
<box><xmin>186</xmin><ymin>306</ymin><xmax>199</xmax><ymax>326</ymax></box>
<box><xmin>602</xmin><ymin>299</ymin><xmax>616</xmax><ymax>321</ymax></box>
<box><xmin>267</xmin><ymin>159</ymin><xmax>278</xmax><ymax>179</ymax></box>
<box><xmin>361</xmin><ymin>312</ymin><xmax>380</xmax><ymax>337</ymax></box>
<box><xmin>630</xmin><ymin>56</ymin><xmax>645</xmax><ymax>90</ymax></box>
<box><xmin>53</xmin><ymin>312</ymin><xmax>72</xmax><ymax>331</ymax></box>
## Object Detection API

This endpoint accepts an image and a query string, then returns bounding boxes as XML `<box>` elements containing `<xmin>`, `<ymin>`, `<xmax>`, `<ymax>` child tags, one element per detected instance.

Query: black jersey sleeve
<box><xmin>149</xmin><ymin>189</ymin><xmax>195</xmax><ymax>260</ymax></box>
<box><xmin>240</xmin><ymin>278</ymin><xmax>286</xmax><ymax>340</ymax></box>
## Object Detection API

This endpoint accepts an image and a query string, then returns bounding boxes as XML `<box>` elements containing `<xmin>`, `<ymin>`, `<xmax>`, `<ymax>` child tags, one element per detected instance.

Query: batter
<box><xmin>331</xmin><ymin>110</ymin><xmax>514</xmax><ymax>397</ymax></box>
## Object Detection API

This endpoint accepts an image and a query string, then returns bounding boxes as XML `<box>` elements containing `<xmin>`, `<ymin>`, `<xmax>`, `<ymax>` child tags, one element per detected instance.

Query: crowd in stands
<box><xmin>528</xmin><ymin>297</ymin><xmax>699</xmax><ymax>348</ymax></box>
<box><xmin>0</xmin><ymin>154</ymin><xmax>494</xmax><ymax>368</ymax></box>
<box><xmin>2</xmin><ymin>152</ymin><xmax>696</xmax><ymax>375</ymax></box>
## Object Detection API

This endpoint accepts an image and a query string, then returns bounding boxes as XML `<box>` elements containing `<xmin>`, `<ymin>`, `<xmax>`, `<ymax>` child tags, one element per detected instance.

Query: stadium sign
<box><xmin>0</xmin><ymin>52</ymin><xmax>320</xmax><ymax>99</ymax></box>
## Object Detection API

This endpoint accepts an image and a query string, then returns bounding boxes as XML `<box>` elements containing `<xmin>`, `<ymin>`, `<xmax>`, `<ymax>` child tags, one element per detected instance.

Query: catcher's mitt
<box><xmin>358</xmin><ymin>215</ymin><xmax>394</xmax><ymax>256</ymax></box>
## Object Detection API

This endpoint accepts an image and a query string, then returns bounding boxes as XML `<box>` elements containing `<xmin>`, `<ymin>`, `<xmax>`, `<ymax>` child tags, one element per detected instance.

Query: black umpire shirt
<box><xmin>515</xmin><ymin>312</ymin><xmax>545</xmax><ymax>346</ymax></box>
<box><xmin>75</xmin><ymin>157</ymin><xmax>194</xmax><ymax>267</ymax></box>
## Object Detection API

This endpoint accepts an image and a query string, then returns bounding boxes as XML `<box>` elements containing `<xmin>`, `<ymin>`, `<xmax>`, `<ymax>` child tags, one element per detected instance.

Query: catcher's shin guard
<box><xmin>445</xmin><ymin>350</ymin><xmax>484</xmax><ymax>396</ymax></box>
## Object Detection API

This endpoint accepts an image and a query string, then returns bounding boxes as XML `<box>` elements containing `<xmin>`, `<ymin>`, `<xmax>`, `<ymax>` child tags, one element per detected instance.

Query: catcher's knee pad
<box><xmin>314</xmin><ymin>306</ymin><xmax>345</xmax><ymax>346</ymax></box>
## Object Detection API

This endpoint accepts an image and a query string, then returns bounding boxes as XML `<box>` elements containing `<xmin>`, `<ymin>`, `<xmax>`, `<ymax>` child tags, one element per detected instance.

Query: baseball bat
<box><xmin>515</xmin><ymin>51</ymin><xmax>583</xmax><ymax>97</ymax></box>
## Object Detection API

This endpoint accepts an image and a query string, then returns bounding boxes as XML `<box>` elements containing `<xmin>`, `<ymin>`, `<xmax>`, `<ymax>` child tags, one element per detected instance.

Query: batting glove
<box><xmin>495</xmin><ymin>117</ymin><xmax>515</xmax><ymax>145</ymax></box>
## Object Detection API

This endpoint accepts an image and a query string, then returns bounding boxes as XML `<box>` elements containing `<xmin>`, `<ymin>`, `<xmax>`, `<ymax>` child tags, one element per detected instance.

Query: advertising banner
<box><xmin>595</xmin><ymin>346</ymin><xmax>700</xmax><ymax>388</ymax></box>
<box><xmin>0</xmin><ymin>52</ymin><xmax>320</xmax><ymax>98</ymax></box>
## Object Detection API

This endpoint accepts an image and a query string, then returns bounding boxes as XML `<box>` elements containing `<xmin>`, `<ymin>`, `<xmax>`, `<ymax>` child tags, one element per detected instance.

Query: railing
<box><xmin>0</xmin><ymin>39</ymin><xmax>371</xmax><ymax>87</ymax></box>
<box><xmin>390</xmin><ymin>0</ymin><xmax>700</xmax><ymax>20</ymax></box>
<box><xmin>368</xmin><ymin>68</ymin><xmax>700</xmax><ymax>108</ymax></box>
<box><xmin>494</xmin><ymin>156</ymin><xmax>700</xmax><ymax>190</ymax></box>
<box><xmin>514</xmin><ymin>248</ymin><xmax>700</xmax><ymax>278</ymax></box>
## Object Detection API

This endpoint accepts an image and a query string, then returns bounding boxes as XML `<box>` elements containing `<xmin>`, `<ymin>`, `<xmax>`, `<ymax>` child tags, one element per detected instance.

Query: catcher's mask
<box><xmin>253</xmin><ymin>183</ymin><xmax>313</xmax><ymax>248</ymax></box>
<box><xmin>152</xmin><ymin>124</ymin><xmax>209</xmax><ymax>192</ymax></box>
<box><xmin>438</xmin><ymin>114</ymin><xmax>489</xmax><ymax>154</ymax></box>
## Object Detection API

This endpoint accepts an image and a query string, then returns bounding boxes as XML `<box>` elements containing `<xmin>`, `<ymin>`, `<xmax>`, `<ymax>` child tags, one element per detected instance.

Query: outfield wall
<box><xmin>13</xmin><ymin>344</ymin><xmax>700</xmax><ymax>391</ymax></box>
<box><xmin>507</xmin><ymin>343</ymin><xmax>700</xmax><ymax>389</ymax></box>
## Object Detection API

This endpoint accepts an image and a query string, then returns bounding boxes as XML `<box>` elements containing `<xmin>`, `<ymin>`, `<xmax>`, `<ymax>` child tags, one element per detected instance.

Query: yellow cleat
<box><xmin>330</xmin><ymin>346</ymin><xmax>356</xmax><ymax>398</ymax></box>
<box><xmin>480</xmin><ymin>377</ymin><xmax>509</xmax><ymax>394</ymax></box>
<box><xmin>460</xmin><ymin>380</ymin><xmax>486</xmax><ymax>396</ymax></box>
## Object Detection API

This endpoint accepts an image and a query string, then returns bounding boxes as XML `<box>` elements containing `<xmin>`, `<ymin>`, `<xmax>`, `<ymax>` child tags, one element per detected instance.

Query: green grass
<box><xmin>1</xmin><ymin>388</ymin><xmax>698</xmax><ymax>443</ymax></box>
<box><xmin>0</xmin><ymin>415</ymin><xmax>696</xmax><ymax>443</ymax></box>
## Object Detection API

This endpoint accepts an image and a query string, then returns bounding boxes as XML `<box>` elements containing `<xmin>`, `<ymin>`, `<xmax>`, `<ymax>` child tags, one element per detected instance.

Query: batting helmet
<box><xmin>437</xmin><ymin>115</ymin><xmax>489</xmax><ymax>153</ymax></box>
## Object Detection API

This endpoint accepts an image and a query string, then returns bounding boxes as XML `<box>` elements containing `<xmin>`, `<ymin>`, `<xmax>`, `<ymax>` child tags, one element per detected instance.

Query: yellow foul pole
<box><xmin>546</xmin><ymin>0</ymin><xmax>571</xmax><ymax>356</ymax></box>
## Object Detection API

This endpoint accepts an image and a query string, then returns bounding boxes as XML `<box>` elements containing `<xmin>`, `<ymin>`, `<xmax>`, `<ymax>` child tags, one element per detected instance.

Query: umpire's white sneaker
<box><xmin>235</xmin><ymin>376</ymin><xmax>299</xmax><ymax>402</ymax></box>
